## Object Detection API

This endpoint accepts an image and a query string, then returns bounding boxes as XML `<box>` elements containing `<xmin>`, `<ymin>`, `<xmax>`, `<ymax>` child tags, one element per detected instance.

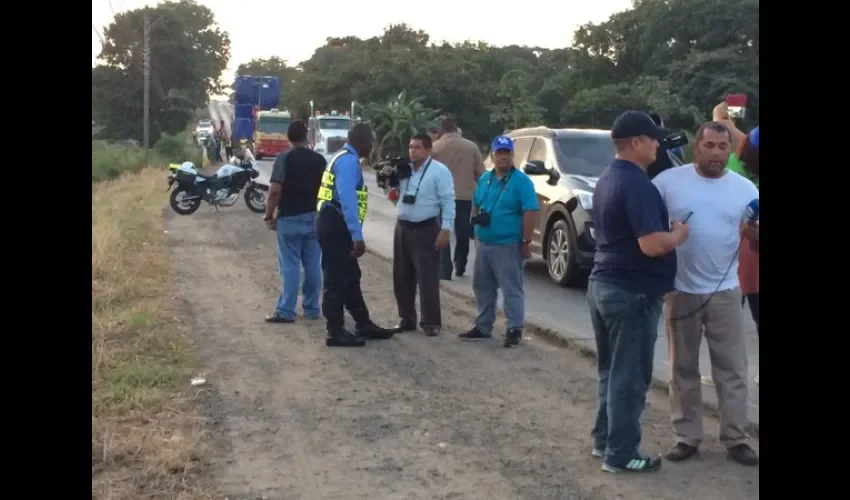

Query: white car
<box><xmin>195</xmin><ymin>119</ymin><xmax>214</xmax><ymax>143</ymax></box>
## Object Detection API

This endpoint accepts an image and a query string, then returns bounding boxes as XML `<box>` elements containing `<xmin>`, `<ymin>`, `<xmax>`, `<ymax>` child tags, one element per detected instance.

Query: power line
<box><xmin>92</xmin><ymin>24</ymin><xmax>105</xmax><ymax>44</ymax></box>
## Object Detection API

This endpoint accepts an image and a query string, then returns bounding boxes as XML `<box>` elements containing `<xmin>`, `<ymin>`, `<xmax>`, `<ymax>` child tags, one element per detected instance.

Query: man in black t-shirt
<box><xmin>263</xmin><ymin>121</ymin><xmax>327</xmax><ymax>323</ymax></box>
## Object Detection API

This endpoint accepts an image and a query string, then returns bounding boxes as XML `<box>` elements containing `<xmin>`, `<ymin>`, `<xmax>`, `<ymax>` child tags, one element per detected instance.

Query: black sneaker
<box><xmin>504</xmin><ymin>328</ymin><xmax>522</xmax><ymax>347</ymax></box>
<box><xmin>265</xmin><ymin>313</ymin><xmax>295</xmax><ymax>323</ymax></box>
<box><xmin>458</xmin><ymin>327</ymin><xmax>492</xmax><ymax>341</ymax></box>
<box><xmin>665</xmin><ymin>443</ymin><xmax>699</xmax><ymax>462</ymax></box>
<box><xmin>727</xmin><ymin>443</ymin><xmax>759</xmax><ymax>466</ymax></box>
<box><xmin>325</xmin><ymin>330</ymin><xmax>366</xmax><ymax>347</ymax></box>
<box><xmin>601</xmin><ymin>455</ymin><xmax>662</xmax><ymax>473</ymax></box>
<box><xmin>355</xmin><ymin>321</ymin><xmax>395</xmax><ymax>340</ymax></box>
<box><xmin>455</xmin><ymin>266</ymin><xmax>466</xmax><ymax>277</ymax></box>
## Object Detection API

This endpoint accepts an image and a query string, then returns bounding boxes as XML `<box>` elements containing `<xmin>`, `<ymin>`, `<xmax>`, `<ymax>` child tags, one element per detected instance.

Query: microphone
<box><xmin>745</xmin><ymin>199</ymin><xmax>759</xmax><ymax>223</ymax></box>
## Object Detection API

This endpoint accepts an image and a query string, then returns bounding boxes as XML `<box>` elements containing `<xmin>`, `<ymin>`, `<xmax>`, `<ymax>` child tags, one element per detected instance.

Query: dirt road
<box><xmin>165</xmin><ymin>204</ymin><xmax>759</xmax><ymax>500</ymax></box>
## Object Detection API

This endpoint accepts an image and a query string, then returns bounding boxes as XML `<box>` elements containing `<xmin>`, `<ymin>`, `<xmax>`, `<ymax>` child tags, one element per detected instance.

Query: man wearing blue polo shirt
<box><xmin>458</xmin><ymin>136</ymin><xmax>539</xmax><ymax>348</ymax></box>
<box><xmin>588</xmin><ymin>111</ymin><xmax>689</xmax><ymax>474</ymax></box>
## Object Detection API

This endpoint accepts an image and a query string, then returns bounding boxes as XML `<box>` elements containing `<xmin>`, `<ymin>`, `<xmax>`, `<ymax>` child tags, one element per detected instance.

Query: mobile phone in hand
<box><xmin>680</xmin><ymin>211</ymin><xmax>693</xmax><ymax>223</ymax></box>
<box><xmin>726</xmin><ymin>94</ymin><xmax>748</xmax><ymax>119</ymax></box>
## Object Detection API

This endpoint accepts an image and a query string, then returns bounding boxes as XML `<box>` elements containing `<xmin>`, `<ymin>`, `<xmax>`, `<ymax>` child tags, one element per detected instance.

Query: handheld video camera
<box><xmin>373</xmin><ymin>156</ymin><xmax>412</xmax><ymax>189</ymax></box>
<box><xmin>647</xmin><ymin>113</ymin><xmax>689</xmax><ymax>180</ymax></box>
<box><xmin>661</xmin><ymin>131</ymin><xmax>688</xmax><ymax>151</ymax></box>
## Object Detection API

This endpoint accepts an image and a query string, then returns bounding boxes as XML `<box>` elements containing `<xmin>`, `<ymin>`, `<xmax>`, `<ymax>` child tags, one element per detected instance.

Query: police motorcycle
<box><xmin>167</xmin><ymin>153</ymin><xmax>268</xmax><ymax>215</ymax></box>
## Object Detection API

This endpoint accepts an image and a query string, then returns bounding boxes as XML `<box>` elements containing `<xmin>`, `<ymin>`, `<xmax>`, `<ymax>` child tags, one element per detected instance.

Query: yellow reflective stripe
<box><xmin>317</xmin><ymin>148</ymin><xmax>370</xmax><ymax>224</ymax></box>
<box><xmin>356</xmin><ymin>187</ymin><xmax>369</xmax><ymax>223</ymax></box>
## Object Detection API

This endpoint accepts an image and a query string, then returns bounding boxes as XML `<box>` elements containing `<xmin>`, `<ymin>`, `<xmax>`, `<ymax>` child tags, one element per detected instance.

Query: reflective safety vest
<box><xmin>316</xmin><ymin>149</ymin><xmax>369</xmax><ymax>223</ymax></box>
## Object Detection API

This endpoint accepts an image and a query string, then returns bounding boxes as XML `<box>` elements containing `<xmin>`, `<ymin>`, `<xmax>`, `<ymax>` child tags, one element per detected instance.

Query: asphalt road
<box><xmin>255</xmin><ymin>159</ymin><xmax>760</xmax><ymax>424</ymax></box>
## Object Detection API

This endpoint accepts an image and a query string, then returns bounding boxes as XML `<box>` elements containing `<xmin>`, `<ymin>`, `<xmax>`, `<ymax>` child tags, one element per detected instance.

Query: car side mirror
<box><xmin>523</xmin><ymin>160</ymin><xmax>547</xmax><ymax>175</ymax></box>
<box><xmin>546</xmin><ymin>167</ymin><xmax>561</xmax><ymax>185</ymax></box>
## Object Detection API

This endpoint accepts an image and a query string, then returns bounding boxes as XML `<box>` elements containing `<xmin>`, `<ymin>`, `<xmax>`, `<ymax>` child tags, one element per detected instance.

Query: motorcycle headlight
<box><xmin>574</xmin><ymin>189</ymin><xmax>593</xmax><ymax>211</ymax></box>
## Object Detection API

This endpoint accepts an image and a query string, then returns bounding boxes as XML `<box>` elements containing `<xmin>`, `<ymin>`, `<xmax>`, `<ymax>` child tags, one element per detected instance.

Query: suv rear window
<box><xmin>554</xmin><ymin>135</ymin><xmax>615</xmax><ymax>177</ymax></box>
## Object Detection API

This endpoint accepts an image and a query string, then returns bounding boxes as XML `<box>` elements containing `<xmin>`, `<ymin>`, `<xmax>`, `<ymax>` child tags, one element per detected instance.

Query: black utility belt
<box><xmin>397</xmin><ymin>217</ymin><xmax>438</xmax><ymax>228</ymax></box>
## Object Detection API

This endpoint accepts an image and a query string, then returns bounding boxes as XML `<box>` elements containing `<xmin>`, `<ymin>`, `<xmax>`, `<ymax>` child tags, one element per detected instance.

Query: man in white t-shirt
<box><xmin>652</xmin><ymin>122</ymin><xmax>759</xmax><ymax>467</ymax></box>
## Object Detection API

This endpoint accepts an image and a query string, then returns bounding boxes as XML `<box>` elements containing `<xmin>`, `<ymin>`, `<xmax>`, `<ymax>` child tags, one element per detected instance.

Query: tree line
<box><xmin>92</xmin><ymin>0</ymin><xmax>759</xmax><ymax>153</ymax></box>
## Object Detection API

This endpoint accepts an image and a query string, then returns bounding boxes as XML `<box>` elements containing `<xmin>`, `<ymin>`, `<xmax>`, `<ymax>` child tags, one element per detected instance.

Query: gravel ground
<box><xmin>165</xmin><ymin>203</ymin><xmax>759</xmax><ymax>500</ymax></box>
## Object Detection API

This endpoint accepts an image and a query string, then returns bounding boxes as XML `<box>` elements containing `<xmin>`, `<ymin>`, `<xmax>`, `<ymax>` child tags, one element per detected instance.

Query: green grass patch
<box><xmin>92</xmin><ymin>168</ymin><xmax>217</xmax><ymax>499</ymax></box>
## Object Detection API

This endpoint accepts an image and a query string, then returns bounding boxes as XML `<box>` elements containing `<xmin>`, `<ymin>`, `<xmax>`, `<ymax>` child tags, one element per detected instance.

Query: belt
<box><xmin>397</xmin><ymin>217</ymin><xmax>438</xmax><ymax>228</ymax></box>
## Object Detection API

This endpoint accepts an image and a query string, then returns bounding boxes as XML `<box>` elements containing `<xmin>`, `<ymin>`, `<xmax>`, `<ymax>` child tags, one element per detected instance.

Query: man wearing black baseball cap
<box><xmin>586</xmin><ymin>111</ymin><xmax>689</xmax><ymax>473</ymax></box>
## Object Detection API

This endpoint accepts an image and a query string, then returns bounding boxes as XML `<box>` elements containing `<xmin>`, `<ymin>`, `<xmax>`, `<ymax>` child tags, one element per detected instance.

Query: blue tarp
<box><xmin>234</xmin><ymin>76</ymin><xmax>280</xmax><ymax>110</ymax></box>
<box><xmin>232</xmin><ymin>117</ymin><xmax>255</xmax><ymax>143</ymax></box>
<box><xmin>234</xmin><ymin>103</ymin><xmax>254</xmax><ymax>119</ymax></box>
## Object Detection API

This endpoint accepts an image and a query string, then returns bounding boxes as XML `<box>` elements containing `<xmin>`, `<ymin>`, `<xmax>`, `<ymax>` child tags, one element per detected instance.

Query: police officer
<box><xmin>316</xmin><ymin>123</ymin><xmax>394</xmax><ymax>347</ymax></box>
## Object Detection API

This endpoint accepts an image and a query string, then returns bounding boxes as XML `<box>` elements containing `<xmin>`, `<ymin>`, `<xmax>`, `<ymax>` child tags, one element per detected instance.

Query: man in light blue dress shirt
<box><xmin>387</xmin><ymin>134</ymin><xmax>455</xmax><ymax>336</ymax></box>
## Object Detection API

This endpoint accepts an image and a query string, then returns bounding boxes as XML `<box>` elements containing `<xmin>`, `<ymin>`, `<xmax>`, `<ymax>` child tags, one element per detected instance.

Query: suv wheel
<box><xmin>546</xmin><ymin>218</ymin><xmax>580</xmax><ymax>287</ymax></box>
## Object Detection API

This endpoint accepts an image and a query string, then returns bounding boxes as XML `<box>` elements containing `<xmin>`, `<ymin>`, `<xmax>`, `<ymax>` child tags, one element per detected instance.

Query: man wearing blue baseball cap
<box><xmin>587</xmin><ymin>111</ymin><xmax>689</xmax><ymax>473</ymax></box>
<box><xmin>458</xmin><ymin>135</ymin><xmax>539</xmax><ymax>348</ymax></box>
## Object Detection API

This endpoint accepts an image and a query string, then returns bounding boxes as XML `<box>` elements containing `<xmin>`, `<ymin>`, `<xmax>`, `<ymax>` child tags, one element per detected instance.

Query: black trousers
<box><xmin>744</xmin><ymin>293</ymin><xmax>759</xmax><ymax>337</ymax></box>
<box><xmin>440</xmin><ymin>199</ymin><xmax>473</xmax><ymax>275</ymax></box>
<box><xmin>393</xmin><ymin>218</ymin><xmax>442</xmax><ymax>327</ymax></box>
<box><xmin>316</xmin><ymin>208</ymin><xmax>370</xmax><ymax>332</ymax></box>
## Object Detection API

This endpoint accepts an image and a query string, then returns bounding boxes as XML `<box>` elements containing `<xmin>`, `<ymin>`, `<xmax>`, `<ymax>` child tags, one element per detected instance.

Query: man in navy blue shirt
<box><xmin>588</xmin><ymin>111</ymin><xmax>689</xmax><ymax>473</ymax></box>
<box><xmin>315</xmin><ymin>123</ymin><xmax>394</xmax><ymax>347</ymax></box>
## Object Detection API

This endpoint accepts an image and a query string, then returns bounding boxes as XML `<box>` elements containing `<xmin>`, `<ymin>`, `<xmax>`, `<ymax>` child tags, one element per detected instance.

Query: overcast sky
<box><xmin>92</xmin><ymin>0</ymin><xmax>632</xmax><ymax>82</ymax></box>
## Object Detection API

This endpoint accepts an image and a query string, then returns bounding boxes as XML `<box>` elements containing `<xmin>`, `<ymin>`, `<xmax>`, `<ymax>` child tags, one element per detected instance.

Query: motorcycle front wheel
<box><xmin>244</xmin><ymin>184</ymin><xmax>267</xmax><ymax>213</ymax></box>
<box><xmin>170</xmin><ymin>188</ymin><xmax>202</xmax><ymax>215</ymax></box>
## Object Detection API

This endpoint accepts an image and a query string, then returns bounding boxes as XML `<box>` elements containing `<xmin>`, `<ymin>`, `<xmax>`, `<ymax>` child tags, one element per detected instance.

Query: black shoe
<box><xmin>265</xmin><ymin>313</ymin><xmax>295</xmax><ymax>323</ymax></box>
<box><xmin>325</xmin><ymin>330</ymin><xmax>366</xmax><ymax>347</ymax></box>
<box><xmin>392</xmin><ymin>320</ymin><xmax>417</xmax><ymax>333</ymax></box>
<box><xmin>355</xmin><ymin>321</ymin><xmax>395</xmax><ymax>340</ymax></box>
<box><xmin>458</xmin><ymin>327</ymin><xmax>492</xmax><ymax>341</ymax></box>
<box><xmin>665</xmin><ymin>443</ymin><xmax>699</xmax><ymax>462</ymax></box>
<box><xmin>727</xmin><ymin>443</ymin><xmax>759</xmax><ymax>466</ymax></box>
<box><xmin>504</xmin><ymin>328</ymin><xmax>522</xmax><ymax>347</ymax></box>
<box><xmin>423</xmin><ymin>325</ymin><xmax>440</xmax><ymax>337</ymax></box>
<box><xmin>601</xmin><ymin>455</ymin><xmax>662</xmax><ymax>473</ymax></box>
<box><xmin>440</xmin><ymin>273</ymin><xmax>452</xmax><ymax>281</ymax></box>
<box><xmin>455</xmin><ymin>266</ymin><xmax>465</xmax><ymax>277</ymax></box>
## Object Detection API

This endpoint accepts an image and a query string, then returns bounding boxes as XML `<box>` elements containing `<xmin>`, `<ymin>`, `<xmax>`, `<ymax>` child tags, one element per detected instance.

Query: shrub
<box><xmin>154</xmin><ymin>132</ymin><xmax>186</xmax><ymax>161</ymax></box>
<box><xmin>92</xmin><ymin>140</ymin><xmax>151</xmax><ymax>183</ymax></box>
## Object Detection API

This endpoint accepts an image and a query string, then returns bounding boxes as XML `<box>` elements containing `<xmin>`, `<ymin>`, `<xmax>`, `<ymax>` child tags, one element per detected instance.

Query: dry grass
<box><xmin>92</xmin><ymin>168</ymin><xmax>218</xmax><ymax>499</ymax></box>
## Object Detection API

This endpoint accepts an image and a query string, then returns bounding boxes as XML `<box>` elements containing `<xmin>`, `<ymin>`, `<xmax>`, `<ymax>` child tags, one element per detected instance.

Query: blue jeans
<box><xmin>473</xmin><ymin>242</ymin><xmax>525</xmax><ymax>335</ymax></box>
<box><xmin>587</xmin><ymin>280</ymin><xmax>662</xmax><ymax>466</ymax></box>
<box><xmin>275</xmin><ymin>212</ymin><xmax>322</xmax><ymax>320</ymax></box>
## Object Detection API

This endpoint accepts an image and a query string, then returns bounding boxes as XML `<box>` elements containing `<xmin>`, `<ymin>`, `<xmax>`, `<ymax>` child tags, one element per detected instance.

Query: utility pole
<box><xmin>143</xmin><ymin>9</ymin><xmax>151</xmax><ymax>166</ymax></box>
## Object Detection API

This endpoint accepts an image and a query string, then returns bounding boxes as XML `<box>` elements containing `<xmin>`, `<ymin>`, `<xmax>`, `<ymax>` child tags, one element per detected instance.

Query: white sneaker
<box><xmin>701</xmin><ymin>376</ymin><xmax>714</xmax><ymax>385</ymax></box>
